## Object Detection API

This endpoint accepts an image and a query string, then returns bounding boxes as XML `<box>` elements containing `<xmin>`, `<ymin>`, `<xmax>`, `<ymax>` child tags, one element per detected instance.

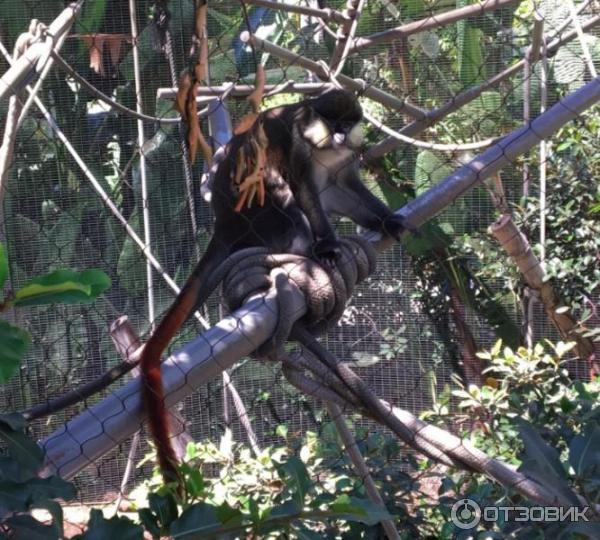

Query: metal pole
<box><xmin>539</xmin><ymin>42</ymin><xmax>549</xmax><ymax>267</ymax></box>
<box><xmin>41</xmin><ymin>291</ymin><xmax>305</xmax><ymax>479</ymax></box>
<box><xmin>521</xmin><ymin>14</ymin><xmax>544</xmax><ymax>347</ymax></box>
<box><xmin>156</xmin><ymin>82</ymin><xmax>336</xmax><ymax>100</ymax></box>
<box><xmin>567</xmin><ymin>0</ymin><xmax>598</xmax><ymax>78</ymax></box>
<box><xmin>377</xmin><ymin>76</ymin><xmax>600</xmax><ymax>246</ymax></box>
<box><xmin>129</xmin><ymin>0</ymin><xmax>155</xmax><ymax>329</ymax></box>
<box><xmin>329</xmin><ymin>0</ymin><xmax>365</xmax><ymax>76</ymax></box>
<box><xmin>242</xmin><ymin>0</ymin><xmax>350</xmax><ymax>24</ymax></box>
<box><xmin>16</xmin><ymin>30</ymin><xmax>69</xmax><ymax>129</ymax></box>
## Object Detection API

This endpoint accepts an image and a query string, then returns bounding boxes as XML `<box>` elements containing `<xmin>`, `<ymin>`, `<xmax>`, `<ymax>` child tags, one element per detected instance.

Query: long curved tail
<box><xmin>140</xmin><ymin>239</ymin><xmax>228</xmax><ymax>488</ymax></box>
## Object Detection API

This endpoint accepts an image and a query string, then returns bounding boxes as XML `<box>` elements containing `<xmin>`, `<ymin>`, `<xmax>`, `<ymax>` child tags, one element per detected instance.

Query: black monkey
<box><xmin>141</xmin><ymin>90</ymin><xmax>404</xmax><ymax>487</ymax></box>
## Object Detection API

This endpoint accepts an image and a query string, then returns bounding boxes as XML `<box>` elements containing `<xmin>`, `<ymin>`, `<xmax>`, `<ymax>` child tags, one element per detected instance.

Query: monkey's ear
<box><xmin>302</xmin><ymin>118</ymin><xmax>332</xmax><ymax>149</ymax></box>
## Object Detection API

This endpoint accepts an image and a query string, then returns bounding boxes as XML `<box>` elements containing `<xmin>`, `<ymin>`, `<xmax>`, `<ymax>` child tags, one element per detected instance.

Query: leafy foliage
<box><xmin>126</xmin><ymin>431</ymin><xmax>393</xmax><ymax>538</ymax></box>
<box><xmin>418</xmin><ymin>341</ymin><xmax>600</xmax><ymax>538</ymax></box>
<box><xmin>0</xmin><ymin>243</ymin><xmax>110</xmax><ymax>383</ymax></box>
<box><xmin>518</xmin><ymin>109</ymin><xmax>600</xmax><ymax>315</ymax></box>
<box><xmin>0</xmin><ymin>249</ymin><xmax>110</xmax><ymax>538</ymax></box>
<box><xmin>13</xmin><ymin>269</ymin><xmax>111</xmax><ymax>307</ymax></box>
<box><xmin>73</xmin><ymin>510</ymin><xmax>144</xmax><ymax>540</ymax></box>
<box><xmin>0</xmin><ymin>411</ymin><xmax>77</xmax><ymax>539</ymax></box>
<box><xmin>0</xmin><ymin>320</ymin><xmax>31</xmax><ymax>383</ymax></box>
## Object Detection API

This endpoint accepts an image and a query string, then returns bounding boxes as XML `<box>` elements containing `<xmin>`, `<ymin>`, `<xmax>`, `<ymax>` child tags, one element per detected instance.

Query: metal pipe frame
<box><xmin>0</xmin><ymin>1</ymin><xmax>83</xmax><ymax>102</ymax></box>
<box><xmin>156</xmin><ymin>81</ymin><xmax>336</xmax><ymax>101</ymax></box>
<box><xmin>40</xmin><ymin>75</ymin><xmax>600</xmax><ymax>479</ymax></box>
<box><xmin>242</xmin><ymin>0</ymin><xmax>350</xmax><ymax>24</ymax></box>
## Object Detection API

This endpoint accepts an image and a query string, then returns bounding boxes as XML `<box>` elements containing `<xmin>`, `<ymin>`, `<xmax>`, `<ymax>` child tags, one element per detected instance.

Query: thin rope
<box><xmin>52</xmin><ymin>52</ymin><xmax>210</xmax><ymax>124</ymax></box>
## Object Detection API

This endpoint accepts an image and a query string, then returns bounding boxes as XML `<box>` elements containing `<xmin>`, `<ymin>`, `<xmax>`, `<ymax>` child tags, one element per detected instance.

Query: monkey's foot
<box><xmin>313</xmin><ymin>237</ymin><xmax>342</xmax><ymax>266</ymax></box>
<box><xmin>383</xmin><ymin>215</ymin><xmax>405</xmax><ymax>241</ymax></box>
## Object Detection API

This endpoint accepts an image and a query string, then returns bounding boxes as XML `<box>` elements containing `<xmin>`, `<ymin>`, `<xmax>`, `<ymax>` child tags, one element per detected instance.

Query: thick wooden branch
<box><xmin>326</xmin><ymin>402</ymin><xmax>400</xmax><ymax>539</ymax></box>
<box><xmin>351</xmin><ymin>0</ymin><xmax>521</xmax><ymax>53</ymax></box>
<box><xmin>241</xmin><ymin>32</ymin><xmax>428</xmax><ymax>120</ymax></box>
<box><xmin>329</xmin><ymin>0</ymin><xmax>365</xmax><ymax>75</ymax></box>
<box><xmin>489</xmin><ymin>214</ymin><xmax>598</xmax><ymax>372</ymax></box>
<box><xmin>528</xmin><ymin>11</ymin><xmax>545</xmax><ymax>63</ymax></box>
<box><xmin>0</xmin><ymin>2</ymin><xmax>82</xmax><ymax>102</ymax></box>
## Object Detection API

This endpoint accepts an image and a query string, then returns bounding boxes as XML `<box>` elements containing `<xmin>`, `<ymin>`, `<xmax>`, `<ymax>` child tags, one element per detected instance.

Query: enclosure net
<box><xmin>0</xmin><ymin>0</ymin><xmax>598</xmax><ymax>524</ymax></box>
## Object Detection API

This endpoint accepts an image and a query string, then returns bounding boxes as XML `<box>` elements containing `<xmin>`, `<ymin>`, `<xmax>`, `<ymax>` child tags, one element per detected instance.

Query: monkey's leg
<box><xmin>291</xmin><ymin>323</ymin><xmax>458</xmax><ymax>467</ymax></box>
<box><xmin>289</xmin><ymin>148</ymin><xmax>341</xmax><ymax>259</ymax></box>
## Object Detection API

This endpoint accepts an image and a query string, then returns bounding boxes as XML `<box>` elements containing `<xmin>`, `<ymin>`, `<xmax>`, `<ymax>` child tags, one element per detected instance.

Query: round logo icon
<box><xmin>451</xmin><ymin>498</ymin><xmax>481</xmax><ymax>529</ymax></box>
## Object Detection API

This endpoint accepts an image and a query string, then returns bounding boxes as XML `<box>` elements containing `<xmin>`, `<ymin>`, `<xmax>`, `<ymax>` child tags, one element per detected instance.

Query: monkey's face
<box><xmin>303</xmin><ymin>117</ymin><xmax>363</xmax><ymax>150</ymax></box>
<box><xmin>303</xmin><ymin>90</ymin><xmax>364</xmax><ymax>150</ymax></box>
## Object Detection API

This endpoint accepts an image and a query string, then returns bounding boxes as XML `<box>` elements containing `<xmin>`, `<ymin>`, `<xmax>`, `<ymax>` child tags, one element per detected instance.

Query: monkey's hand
<box><xmin>313</xmin><ymin>237</ymin><xmax>342</xmax><ymax>265</ymax></box>
<box><xmin>383</xmin><ymin>215</ymin><xmax>405</xmax><ymax>241</ymax></box>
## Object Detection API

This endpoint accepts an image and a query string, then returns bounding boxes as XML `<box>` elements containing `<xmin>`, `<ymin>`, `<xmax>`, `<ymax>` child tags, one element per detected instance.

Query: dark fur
<box><xmin>141</xmin><ymin>90</ymin><xmax>403</xmax><ymax>487</ymax></box>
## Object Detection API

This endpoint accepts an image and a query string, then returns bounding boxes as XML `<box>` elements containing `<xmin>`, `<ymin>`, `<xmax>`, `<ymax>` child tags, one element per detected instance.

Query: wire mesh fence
<box><xmin>0</xmin><ymin>0</ymin><xmax>599</xmax><ymax>534</ymax></box>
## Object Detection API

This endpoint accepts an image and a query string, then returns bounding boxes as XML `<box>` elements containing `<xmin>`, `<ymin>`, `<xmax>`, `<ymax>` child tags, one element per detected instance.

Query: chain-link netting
<box><xmin>0</xmin><ymin>0</ymin><xmax>599</xmax><ymax>534</ymax></box>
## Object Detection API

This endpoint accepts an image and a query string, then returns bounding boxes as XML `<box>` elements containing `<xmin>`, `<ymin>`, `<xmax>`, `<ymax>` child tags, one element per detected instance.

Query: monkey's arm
<box><xmin>342</xmin><ymin>170</ymin><xmax>405</xmax><ymax>239</ymax></box>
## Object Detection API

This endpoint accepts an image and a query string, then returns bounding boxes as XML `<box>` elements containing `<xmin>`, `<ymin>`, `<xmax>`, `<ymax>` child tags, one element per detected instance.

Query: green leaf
<box><xmin>170</xmin><ymin>503</ymin><xmax>221</xmax><ymax>538</ymax></box>
<box><xmin>569</xmin><ymin>424</ymin><xmax>600</xmax><ymax>476</ymax></box>
<box><xmin>75</xmin><ymin>0</ymin><xmax>107</xmax><ymax>33</ymax></box>
<box><xmin>0</xmin><ymin>417</ymin><xmax>43</xmax><ymax>473</ymax></box>
<box><xmin>137</xmin><ymin>509</ymin><xmax>161</xmax><ymax>538</ymax></box>
<box><xmin>0</xmin><ymin>242</ymin><xmax>9</xmax><ymax>289</ymax></box>
<box><xmin>329</xmin><ymin>495</ymin><xmax>392</xmax><ymax>526</ymax></box>
<box><xmin>82</xmin><ymin>510</ymin><xmax>143</xmax><ymax>540</ymax></box>
<box><xmin>148</xmin><ymin>492</ymin><xmax>179</xmax><ymax>529</ymax></box>
<box><xmin>0</xmin><ymin>320</ymin><xmax>31</xmax><ymax>383</ymax></box>
<box><xmin>554</xmin><ymin>341</ymin><xmax>576</xmax><ymax>357</ymax></box>
<box><xmin>215</xmin><ymin>502</ymin><xmax>244</xmax><ymax>528</ymax></box>
<box><xmin>517</xmin><ymin>420</ymin><xmax>580</xmax><ymax>506</ymax></box>
<box><xmin>45</xmin><ymin>209</ymin><xmax>83</xmax><ymax>269</ymax></box>
<box><xmin>0</xmin><ymin>476</ymin><xmax>76</xmax><ymax>513</ymax></box>
<box><xmin>184</xmin><ymin>466</ymin><xmax>205</xmax><ymax>498</ymax></box>
<box><xmin>3</xmin><ymin>514</ymin><xmax>57</xmax><ymax>540</ymax></box>
<box><xmin>268</xmin><ymin>500</ymin><xmax>301</xmax><ymax>520</ymax></box>
<box><xmin>1</xmin><ymin>0</ymin><xmax>63</xmax><ymax>42</ymax></box>
<box><xmin>14</xmin><ymin>269</ymin><xmax>111</xmax><ymax>307</ymax></box>
<box><xmin>0</xmin><ymin>412</ymin><xmax>27</xmax><ymax>431</ymax></box>
<box><xmin>456</xmin><ymin>0</ymin><xmax>484</xmax><ymax>87</ymax></box>
<box><xmin>0</xmin><ymin>456</ymin><xmax>37</xmax><ymax>483</ymax></box>
<box><xmin>277</xmin><ymin>456</ymin><xmax>311</xmax><ymax>506</ymax></box>
<box><xmin>31</xmin><ymin>499</ymin><xmax>64</xmax><ymax>539</ymax></box>
<box><xmin>275</xmin><ymin>424</ymin><xmax>288</xmax><ymax>439</ymax></box>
